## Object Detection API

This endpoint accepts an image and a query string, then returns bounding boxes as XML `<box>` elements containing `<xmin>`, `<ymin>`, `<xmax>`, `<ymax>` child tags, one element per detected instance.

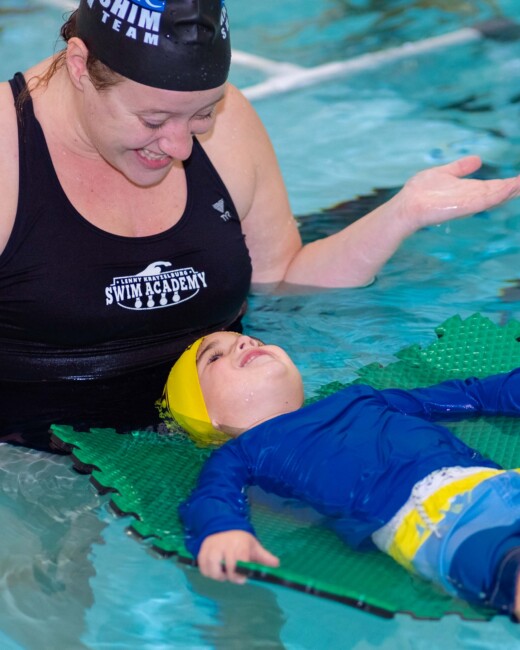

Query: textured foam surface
<box><xmin>51</xmin><ymin>314</ymin><xmax>520</xmax><ymax>620</ymax></box>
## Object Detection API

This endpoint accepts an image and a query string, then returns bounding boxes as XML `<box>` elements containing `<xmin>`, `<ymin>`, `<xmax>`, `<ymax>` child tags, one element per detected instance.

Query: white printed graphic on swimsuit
<box><xmin>85</xmin><ymin>0</ymin><xmax>229</xmax><ymax>46</ymax></box>
<box><xmin>212</xmin><ymin>198</ymin><xmax>233</xmax><ymax>222</ymax></box>
<box><xmin>105</xmin><ymin>262</ymin><xmax>207</xmax><ymax>310</ymax></box>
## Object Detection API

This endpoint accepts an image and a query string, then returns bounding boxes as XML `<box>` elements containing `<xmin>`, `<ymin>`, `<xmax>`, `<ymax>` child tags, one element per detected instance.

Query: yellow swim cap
<box><xmin>163</xmin><ymin>337</ymin><xmax>231</xmax><ymax>447</ymax></box>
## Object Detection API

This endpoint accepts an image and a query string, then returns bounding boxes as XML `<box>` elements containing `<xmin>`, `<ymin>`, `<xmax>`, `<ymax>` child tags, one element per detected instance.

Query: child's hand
<box><xmin>197</xmin><ymin>530</ymin><xmax>280</xmax><ymax>584</ymax></box>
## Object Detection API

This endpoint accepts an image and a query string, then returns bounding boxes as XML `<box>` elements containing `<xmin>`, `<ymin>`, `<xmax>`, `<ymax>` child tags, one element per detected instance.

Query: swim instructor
<box><xmin>0</xmin><ymin>0</ymin><xmax>519</xmax><ymax>450</ymax></box>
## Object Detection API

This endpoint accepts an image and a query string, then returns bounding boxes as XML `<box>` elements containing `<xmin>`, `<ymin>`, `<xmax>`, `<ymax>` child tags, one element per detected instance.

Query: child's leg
<box><xmin>374</xmin><ymin>468</ymin><xmax>520</xmax><ymax>615</ymax></box>
<box><xmin>487</xmin><ymin>547</ymin><xmax>520</xmax><ymax>619</ymax></box>
<box><xmin>516</xmin><ymin>570</ymin><xmax>520</xmax><ymax>619</ymax></box>
<box><xmin>449</xmin><ymin>530</ymin><xmax>520</xmax><ymax>617</ymax></box>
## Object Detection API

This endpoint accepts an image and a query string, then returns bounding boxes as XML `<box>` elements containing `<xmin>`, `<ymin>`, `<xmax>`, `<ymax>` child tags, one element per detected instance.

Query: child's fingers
<box><xmin>251</xmin><ymin>542</ymin><xmax>280</xmax><ymax>568</ymax></box>
<box><xmin>198</xmin><ymin>548</ymin><xmax>229</xmax><ymax>581</ymax></box>
<box><xmin>197</xmin><ymin>532</ymin><xmax>276</xmax><ymax>584</ymax></box>
<box><xmin>222</xmin><ymin>548</ymin><xmax>249</xmax><ymax>584</ymax></box>
<box><xmin>198</xmin><ymin>545</ymin><xmax>246</xmax><ymax>583</ymax></box>
<box><xmin>223</xmin><ymin>540</ymin><xmax>280</xmax><ymax>584</ymax></box>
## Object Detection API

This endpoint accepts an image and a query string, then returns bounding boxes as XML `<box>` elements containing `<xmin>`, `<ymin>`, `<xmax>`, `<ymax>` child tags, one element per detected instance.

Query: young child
<box><xmin>163</xmin><ymin>331</ymin><xmax>520</xmax><ymax>618</ymax></box>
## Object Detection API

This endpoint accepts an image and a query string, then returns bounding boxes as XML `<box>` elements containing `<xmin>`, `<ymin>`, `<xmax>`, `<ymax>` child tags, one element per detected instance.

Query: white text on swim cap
<box><xmin>86</xmin><ymin>0</ymin><xmax>163</xmax><ymax>47</ymax></box>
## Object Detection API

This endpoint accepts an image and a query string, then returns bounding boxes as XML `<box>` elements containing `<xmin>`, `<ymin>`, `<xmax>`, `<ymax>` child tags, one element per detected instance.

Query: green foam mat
<box><xmin>51</xmin><ymin>314</ymin><xmax>520</xmax><ymax>620</ymax></box>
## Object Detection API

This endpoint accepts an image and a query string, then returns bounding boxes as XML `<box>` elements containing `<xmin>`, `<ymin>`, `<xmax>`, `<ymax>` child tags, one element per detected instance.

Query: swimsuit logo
<box><xmin>86</xmin><ymin>0</ymin><xmax>163</xmax><ymax>46</ymax></box>
<box><xmin>105</xmin><ymin>262</ymin><xmax>208</xmax><ymax>310</ymax></box>
<box><xmin>212</xmin><ymin>198</ymin><xmax>233</xmax><ymax>222</ymax></box>
<box><xmin>131</xmin><ymin>0</ymin><xmax>165</xmax><ymax>11</ymax></box>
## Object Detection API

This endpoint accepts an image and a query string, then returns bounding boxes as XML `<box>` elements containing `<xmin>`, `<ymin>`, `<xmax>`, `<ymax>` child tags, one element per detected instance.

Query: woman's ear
<box><xmin>65</xmin><ymin>37</ymin><xmax>90</xmax><ymax>91</ymax></box>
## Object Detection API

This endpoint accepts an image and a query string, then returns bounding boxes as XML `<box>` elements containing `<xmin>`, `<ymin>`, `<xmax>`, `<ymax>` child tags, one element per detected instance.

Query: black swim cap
<box><xmin>76</xmin><ymin>0</ymin><xmax>231</xmax><ymax>91</ymax></box>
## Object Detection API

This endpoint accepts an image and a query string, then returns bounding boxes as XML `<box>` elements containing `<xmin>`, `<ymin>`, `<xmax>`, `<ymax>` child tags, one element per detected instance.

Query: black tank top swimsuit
<box><xmin>0</xmin><ymin>73</ymin><xmax>252</xmax><ymax>450</ymax></box>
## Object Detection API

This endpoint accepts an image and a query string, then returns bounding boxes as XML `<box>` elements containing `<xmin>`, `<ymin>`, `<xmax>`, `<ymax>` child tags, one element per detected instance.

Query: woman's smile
<box><xmin>135</xmin><ymin>147</ymin><xmax>172</xmax><ymax>170</ymax></box>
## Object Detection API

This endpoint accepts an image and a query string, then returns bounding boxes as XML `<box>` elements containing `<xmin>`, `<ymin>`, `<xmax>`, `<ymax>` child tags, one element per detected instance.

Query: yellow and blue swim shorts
<box><xmin>372</xmin><ymin>466</ymin><xmax>520</xmax><ymax>614</ymax></box>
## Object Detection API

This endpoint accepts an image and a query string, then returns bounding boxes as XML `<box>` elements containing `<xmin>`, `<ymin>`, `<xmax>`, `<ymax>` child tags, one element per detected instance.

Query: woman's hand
<box><xmin>197</xmin><ymin>530</ymin><xmax>280</xmax><ymax>584</ymax></box>
<box><xmin>395</xmin><ymin>155</ymin><xmax>520</xmax><ymax>232</ymax></box>
<box><xmin>278</xmin><ymin>155</ymin><xmax>520</xmax><ymax>288</ymax></box>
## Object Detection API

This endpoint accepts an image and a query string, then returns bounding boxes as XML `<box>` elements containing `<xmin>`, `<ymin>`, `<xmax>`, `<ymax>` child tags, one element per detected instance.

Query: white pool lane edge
<box><xmin>38</xmin><ymin>1</ymin><xmax>490</xmax><ymax>101</ymax></box>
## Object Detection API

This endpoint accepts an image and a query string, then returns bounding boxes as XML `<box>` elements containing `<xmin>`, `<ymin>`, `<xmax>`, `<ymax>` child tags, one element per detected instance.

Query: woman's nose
<box><xmin>157</xmin><ymin>125</ymin><xmax>194</xmax><ymax>161</ymax></box>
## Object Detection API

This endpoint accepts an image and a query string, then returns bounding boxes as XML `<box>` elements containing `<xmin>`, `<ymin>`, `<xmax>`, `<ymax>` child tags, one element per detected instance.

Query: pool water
<box><xmin>2</xmin><ymin>1</ymin><xmax>520</xmax><ymax>648</ymax></box>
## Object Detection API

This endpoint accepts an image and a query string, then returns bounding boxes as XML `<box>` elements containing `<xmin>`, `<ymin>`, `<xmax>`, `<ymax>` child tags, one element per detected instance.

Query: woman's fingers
<box><xmin>437</xmin><ymin>155</ymin><xmax>483</xmax><ymax>177</ymax></box>
<box><xmin>397</xmin><ymin>156</ymin><xmax>520</xmax><ymax>229</ymax></box>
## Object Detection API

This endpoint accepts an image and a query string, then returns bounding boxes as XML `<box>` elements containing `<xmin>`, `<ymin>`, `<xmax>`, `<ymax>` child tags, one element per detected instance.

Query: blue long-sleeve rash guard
<box><xmin>179</xmin><ymin>370</ymin><xmax>520</xmax><ymax>557</ymax></box>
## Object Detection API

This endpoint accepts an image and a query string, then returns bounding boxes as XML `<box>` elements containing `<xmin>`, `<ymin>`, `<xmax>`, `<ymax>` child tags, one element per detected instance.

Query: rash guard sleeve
<box><xmin>378</xmin><ymin>368</ymin><xmax>520</xmax><ymax>421</ymax></box>
<box><xmin>179</xmin><ymin>444</ymin><xmax>255</xmax><ymax>557</ymax></box>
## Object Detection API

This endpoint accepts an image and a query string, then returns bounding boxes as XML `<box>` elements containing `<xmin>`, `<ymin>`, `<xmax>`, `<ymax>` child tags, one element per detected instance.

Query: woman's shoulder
<box><xmin>0</xmin><ymin>75</ymin><xmax>22</xmax><ymax>121</ymax></box>
<box><xmin>198</xmin><ymin>83</ymin><xmax>278</xmax><ymax>220</ymax></box>
<box><xmin>205</xmin><ymin>83</ymin><xmax>272</xmax><ymax>145</ymax></box>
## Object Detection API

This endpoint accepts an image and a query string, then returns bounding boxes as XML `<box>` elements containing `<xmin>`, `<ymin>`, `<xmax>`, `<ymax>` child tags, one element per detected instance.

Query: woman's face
<box><xmin>196</xmin><ymin>332</ymin><xmax>305</xmax><ymax>435</ymax></box>
<box><xmin>78</xmin><ymin>75</ymin><xmax>226</xmax><ymax>186</ymax></box>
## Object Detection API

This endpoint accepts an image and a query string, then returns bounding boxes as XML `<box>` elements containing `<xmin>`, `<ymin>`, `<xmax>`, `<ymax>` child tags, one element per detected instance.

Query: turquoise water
<box><xmin>2</xmin><ymin>1</ymin><xmax>520</xmax><ymax>648</ymax></box>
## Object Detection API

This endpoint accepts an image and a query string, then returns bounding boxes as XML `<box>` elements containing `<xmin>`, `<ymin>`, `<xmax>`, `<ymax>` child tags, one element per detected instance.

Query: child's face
<box><xmin>196</xmin><ymin>332</ymin><xmax>304</xmax><ymax>436</ymax></box>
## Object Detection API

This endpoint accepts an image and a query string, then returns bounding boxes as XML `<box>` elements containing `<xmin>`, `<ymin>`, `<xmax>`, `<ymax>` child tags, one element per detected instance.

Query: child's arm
<box><xmin>179</xmin><ymin>444</ymin><xmax>259</xmax><ymax>558</ymax></box>
<box><xmin>197</xmin><ymin>530</ymin><xmax>280</xmax><ymax>584</ymax></box>
<box><xmin>378</xmin><ymin>368</ymin><xmax>520</xmax><ymax>421</ymax></box>
<box><xmin>180</xmin><ymin>445</ymin><xmax>280</xmax><ymax>582</ymax></box>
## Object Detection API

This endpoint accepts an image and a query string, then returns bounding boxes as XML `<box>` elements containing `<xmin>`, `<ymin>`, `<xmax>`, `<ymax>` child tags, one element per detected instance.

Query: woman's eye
<box><xmin>142</xmin><ymin>120</ymin><xmax>164</xmax><ymax>130</ymax></box>
<box><xmin>207</xmin><ymin>351</ymin><xmax>223</xmax><ymax>364</ymax></box>
<box><xmin>194</xmin><ymin>109</ymin><xmax>215</xmax><ymax>122</ymax></box>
